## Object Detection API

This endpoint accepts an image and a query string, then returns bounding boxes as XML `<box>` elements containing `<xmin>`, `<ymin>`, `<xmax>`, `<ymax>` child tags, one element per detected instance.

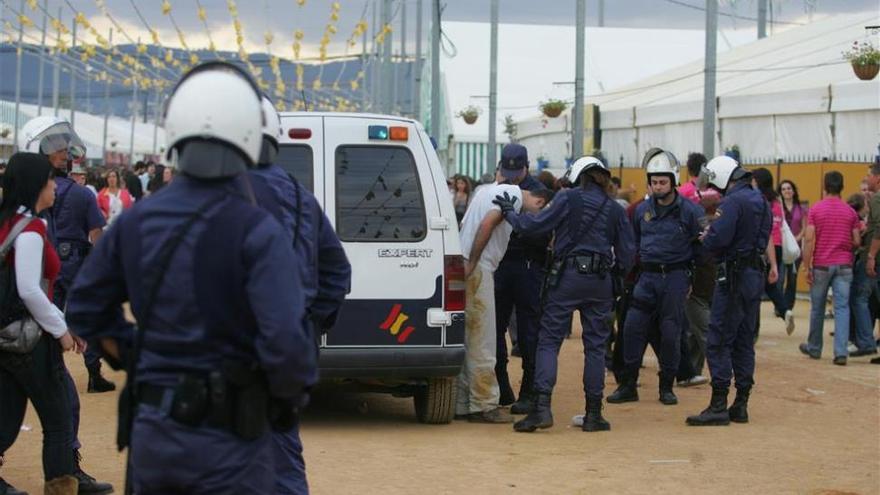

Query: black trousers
<box><xmin>0</xmin><ymin>333</ymin><xmax>74</xmax><ymax>480</ymax></box>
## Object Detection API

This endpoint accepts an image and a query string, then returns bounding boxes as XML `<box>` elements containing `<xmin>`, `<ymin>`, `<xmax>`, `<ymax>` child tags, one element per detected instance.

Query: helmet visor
<box><xmin>696</xmin><ymin>166</ymin><xmax>714</xmax><ymax>190</ymax></box>
<box><xmin>34</xmin><ymin>122</ymin><xmax>87</xmax><ymax>160</ymax></box>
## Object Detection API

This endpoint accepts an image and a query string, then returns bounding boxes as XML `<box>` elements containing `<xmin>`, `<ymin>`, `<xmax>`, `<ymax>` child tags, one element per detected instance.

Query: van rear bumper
<box><xmin>318</xmin><ymin>346</ymin><xmax>465</xmax><ymax>379</ymax></box>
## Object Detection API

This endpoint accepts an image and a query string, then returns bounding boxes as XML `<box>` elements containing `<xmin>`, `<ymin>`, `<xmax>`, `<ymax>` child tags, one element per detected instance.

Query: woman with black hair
<box><xmin>778</xmin><ymin>180</ymin><xmax>806</xmax><ymax>313</ymax></box>
<box><xmin>752</xmin><ymin>168</ymin><xmax>795</xmax><ymax>334</ymax></box>
<box><xmin>0</xmin><ymin>153</ymin><xmax>85</xmax><ymax>495</ymax></box>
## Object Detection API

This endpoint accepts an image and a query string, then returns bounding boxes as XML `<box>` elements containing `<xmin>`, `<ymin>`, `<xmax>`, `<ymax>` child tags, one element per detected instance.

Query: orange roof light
<box><xmin>389</xmin><ymin>126</ymin><xmax>409</xmax><ymax>141</ymax></box>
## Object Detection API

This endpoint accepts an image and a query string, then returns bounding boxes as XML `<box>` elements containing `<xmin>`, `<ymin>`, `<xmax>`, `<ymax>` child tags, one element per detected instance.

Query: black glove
<box><xmin>492</xmin><ymin>191</ymin><xmax>518</xmax><ymax>215</ymax></box>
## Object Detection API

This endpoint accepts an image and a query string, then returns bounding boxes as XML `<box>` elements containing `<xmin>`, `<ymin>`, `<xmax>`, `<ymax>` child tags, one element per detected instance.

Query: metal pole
<box><xmin>757</xmin><ymin>0</ymin><xmax>768</xmax><ymax>39</ymax></box>
<box><xmin>152</xmin><ymin>88</ymin><xmax>160</xmax><ymax>156</ymax></box>
<box><xmin>430</xmin><ymin>0</ymin><xmax>440</xmax><ymax>139</ymax></box>
<box><xmin>487</xmin><ymin>0</ymin><xmax>498</xmax><ymax>170</ymax></box>
<box><xmin>413</xmin><ymin>0</ymin><xmax>423</xmax><ymax>120</ymax></box>
<box><xmin>598</xmin><ymin>0</ymin><xmax>605</xmax><ymax>27</ymax></box>
<box><xmin>361</xmin><ymin>13</ymin><xmax>368</xmax><ymax>111</ymax></box>
<box><xmin>69</xmin><ymin>19</ymin><xmax>77</xmax><ymax>127</ymax></box>
<box><xmin>12</xmin><ymin>0</ymin><xmax>24</xmax><ymax>151</ymax></box>
<box><xmin>52</xmin><ymin>8</ymin><xmax>60</xmax><ymax>116</ymax></box>
<box><xmin>398</xmin><ymin>0</ymin><xmax>406</xmax><ymax>115</ymax></box>
<box><xmin>102</xmin><ymin>28</ymin><xmax>112</xmax><ymax>162</ymax></box>
<box><xmin>702</xmin><ymin>0</ymin><xmax>718</xmax><ymax>157</ymax></box>
<box><xmin>573</xmin><ymin>0</ymin><xmax>586</xmax><ymax>159</ymax></box>
<box><xmin>382</xmin><ymin>0</ymin><xmax>393</xmax><ymax>114</ymax></box>
<box><xmin>370</xmin><ymin>0</ymin><xmax>378</xmax><ymax>111</ymax></box>
<box><xmin>37</xmin><ymin>0</ymin><xmax>48</xmax><ymax>116</ymax></box>
<box><xmin>129</xmin><ymin>38</ymin><xmax>139</xmax><ymax>166</ymax></box>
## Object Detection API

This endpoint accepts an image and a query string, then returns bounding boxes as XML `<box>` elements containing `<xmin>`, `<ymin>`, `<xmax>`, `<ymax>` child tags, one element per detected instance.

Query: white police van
<box><xmin>276</xmin><ymin>112</ymin><xmax>466</xmax><ymax>424</ymax></box>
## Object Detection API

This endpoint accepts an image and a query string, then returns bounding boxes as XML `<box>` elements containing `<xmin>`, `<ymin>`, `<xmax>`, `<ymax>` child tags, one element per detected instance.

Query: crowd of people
<box><xmin>451</xmin><ymin>143</ymin><xmax>880</xmax><ymax>435</ymax></box>
<box><xmin>0</xmin><ymin>61</ymin><xmax>351</xmax><ymax>495</ymax></box>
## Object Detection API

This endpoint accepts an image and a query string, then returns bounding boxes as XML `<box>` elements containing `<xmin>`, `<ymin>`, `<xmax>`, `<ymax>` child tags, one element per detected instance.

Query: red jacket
<box><xmin>96</xmin><ymin>188</ymin><xmax>134</xmax><ymax>220</ymax></box>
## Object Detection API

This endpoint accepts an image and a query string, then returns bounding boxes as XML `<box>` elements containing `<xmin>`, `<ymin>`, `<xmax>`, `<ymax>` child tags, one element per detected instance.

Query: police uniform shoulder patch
<box><xmin>643</xmin><ymin>210</ymin><xmax>653</xmax><ymax>222</ymax></box>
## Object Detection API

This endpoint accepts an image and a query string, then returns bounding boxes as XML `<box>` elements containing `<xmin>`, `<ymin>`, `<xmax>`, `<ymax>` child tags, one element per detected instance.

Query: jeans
<box><xmin>778</xmin><ymin>250</ymin><xmax>801</xmax><ymax>312</ymax></box>
<box><xmin>766</xmin><ymin>246</ymin><xmax>789</xmax><ymax>317</ymax></box>
<box><xmin>850</xmin><ymin>257</ymin><xmax>878</xmax><ymax>352</ymax></box>
<box><xmin>0</xmin><ymin>334</ymin><xmax>74</xmax><ymax>481</ymax></box>
<box><xmin>807</xmin><ymin>265</ymin><xmax>853</xmax><ymax>358</ymax></box>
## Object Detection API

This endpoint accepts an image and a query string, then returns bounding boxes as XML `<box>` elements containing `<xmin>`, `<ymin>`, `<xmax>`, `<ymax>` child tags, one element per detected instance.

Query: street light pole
<box><xmin>702</xmin><ymin>0</ymin><xmax>718</xmax><ymax>157</ymax></box>
<box><xmin>430</xmin><ymin>0</ymin><xmax>440</xmax><ymax>139</ymax></box>
<box><xmin>12</xmin><ymin>0</ymin><xmax>24</xmax><ymax>151</ymax></box>
<box><xmin>572</xmin><ymin>0</ymin><xmax>586</xmax><ymax>160</ymax></box>
<box><xmin>487</xmin><ymin>0</ymin><xmax>498</xmax><ymax>170</ymax></box>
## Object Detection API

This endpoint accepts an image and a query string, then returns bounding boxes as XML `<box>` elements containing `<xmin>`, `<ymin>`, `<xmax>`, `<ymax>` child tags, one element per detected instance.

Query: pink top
<box><xmin>678</xmin><ymin>179</ymin><xmax>720</xmax><ymax>205</ymax></box>
<box><xmin>770</xmin><ymin>200</ymin><xmax>783</xmax><ymax>246</ymax></box>
<box><xmin>785</xmin><ymin>202</ymin><xmax>806</xmax><ymax>237</ymax></box>
<box><xmin>807</xmin><ymin>197</ymin><xmax>860</xmax><ymax>267</ymax></box>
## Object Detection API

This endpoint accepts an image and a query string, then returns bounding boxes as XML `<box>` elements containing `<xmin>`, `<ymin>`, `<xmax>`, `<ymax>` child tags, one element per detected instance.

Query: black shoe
<box><xmin>833</xmin><ymin>356</ymin><xmax>847</xmax><ymax>366</ymax></box>
<box><xmin>0</xmin><ymin>477</ymin><xmax>28</xmax><ymax>495</ymax></box>
<box><xmin>849</xmin><ymin>348</ymin><xmax>878</xmax><ymax>357</ymax></box>
<box><xmin>496</xmin><ymin>366</ymin><xmax>516</xmax><ymax>407</ymax></box>
<box><xmin>510</xmin><ymin>368</ymin><xmax>535</xmax><ymax>415</ymax></box>
<box><xmin>582</xmin><ymin>395</ymin><xmax>611</xmax><ymax>432</ymax></box>
<box><xmin>658</xmin><ymin>373</ymin><xmax>678</xmax><ymax>406</ymax></box>
<box><xmin>74</xmin><ymin>451</ymin><xmax>114</xmax><ymax>494</ymax></box>
<box><xmin>686</xmin><ymin>385</ymin><xmax>730</xmax><ymax>426</ymax></box>
<box><xmin>607</xmin><ymin>373</ymin><xmax>638</xmax><ymax>404</ymax></box>
<box><xmin>728</xmin><ymin>386</ymin><xmax>751</xmax><ymax>424</ymax></box>
<box><xmin>87</xmin><ymin>372</ymin><xmax>116</xmax><ymax>394</ymax></box>
<box><xmin>798</xmin><ymin>343</ymin><xmax>820</xmax><ymax>360</ymax></box>
<box><xmin>513</xmin><ymin>393</ymin><xmax>553</xmax><ymax>432</ymax></box>
<box><xmin>871</xmin><ymin>356</ymin><xmax>880</xmax><ymax>364</ymax></box>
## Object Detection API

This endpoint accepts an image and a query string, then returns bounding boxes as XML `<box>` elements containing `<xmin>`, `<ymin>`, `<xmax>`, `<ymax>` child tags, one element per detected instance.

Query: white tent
<box><xmin>591</xmin><ymin>12</ymin><xmax>880</xmax><ymax>166</ymax></box>
<box><xmin>0</xmin><ymin>100</ymin><xmax>164</xmax><ymax>162</ymax></box>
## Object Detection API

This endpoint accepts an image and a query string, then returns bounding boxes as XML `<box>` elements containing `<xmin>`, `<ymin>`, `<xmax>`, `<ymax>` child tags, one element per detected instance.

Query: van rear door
<box><xmin>322</xmin><ymin>116</ymin><xmax>446</xmax><ymax>348</ymax></box>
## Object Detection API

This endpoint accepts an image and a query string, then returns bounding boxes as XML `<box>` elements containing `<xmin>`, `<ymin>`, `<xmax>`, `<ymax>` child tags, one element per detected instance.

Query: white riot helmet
<box><xmin>642</xmin><ymin>147</ymin><xmax>680</xmax><ymax>186</ymax></box>
<box><xmin>258</xmin><ymin>95</ymin><xmax>283</xmax><ymax>165</ymax></box>
<box><xmin>699</xmin><ymin>155</ymin><xmax>747</xmax><ymax>192</ymax></box>
<box><xmin>563</xmin><ymin>156</ymin><xmax>609</xmax><ymax>186</ymax></box>
<box><xmin>164</xmin><ymin>61</ymin><xmax>264</xmax><ymax>178</ymax></box>
<box><xmin>18</xmin><ymin>116</ymin><xmax>86</xmax><ymax>161</ymax></box>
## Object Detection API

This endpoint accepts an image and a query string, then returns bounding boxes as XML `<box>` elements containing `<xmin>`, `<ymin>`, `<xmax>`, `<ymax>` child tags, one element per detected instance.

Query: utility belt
<box><xmin>640</xmin><ymin>261</ymin><xmax>692</xmax><ymax>275</ymax></box>
<box><xmin>134</xmin><ymin>363</ymin><xmax>297</xmax><ymax>441</ymax></box>
<box><xmin>716</xmin><ymin>252</ymin><xmax>766</xmax><ymax>286</ymax></box>
<box><xmin>546</xmin><ymin>253</ymin><xmax>611</xmax><ymax>289</ymax></box>
<box><xmin>56</xmin><ymin>240</ymin><xmax>91</xmax><ymax>261</ymax></box>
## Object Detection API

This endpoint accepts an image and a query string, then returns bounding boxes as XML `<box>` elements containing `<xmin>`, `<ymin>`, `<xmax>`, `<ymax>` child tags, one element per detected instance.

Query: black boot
<box><xmin>658</xmin><ymin>372</ymin><xmax>678</xmax><ymax>405</ymax></box>
<box><xmin>686</xmin><ymin>385</ymin><xmax>730</xmax><ymax>426</ymax></box>
<box><xmin>607</xmin><ymin>371</ymin><xmax>638</xmax><ymax>404</ymax></box>
<box><xmin>73</xmin><ymin>451</ymin><xmax>114</xmax><ymax>494</ymax></box>
<box><xmin>513</xmin><ymin>392</ymin><xmax>553</xmax><ymax>432</ymax></box>
<box><xmin>728</xmin><ymin>386</ymin><xmax>751</xmax><ymax>423</ymax></box>
<box><xmin>86</xmin><ymin>365</ymin><xmax>115</xmax><ymax>394</ymax></box>
<box><xmin>510</xmin><ymin>368</ymin><xmax>534</xmax><ymax>415</ymax></box>
<box><xmin>582</xmin><ymin>395</ymin><xmax>611</xmax><ymax>432</ymax></box>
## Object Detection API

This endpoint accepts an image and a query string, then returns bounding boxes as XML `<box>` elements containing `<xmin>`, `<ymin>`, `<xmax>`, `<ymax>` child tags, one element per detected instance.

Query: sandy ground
<box><xmin>2</xmin><ymin>302</ymin><xmax>879</xmax><ymax>495</ymax></box>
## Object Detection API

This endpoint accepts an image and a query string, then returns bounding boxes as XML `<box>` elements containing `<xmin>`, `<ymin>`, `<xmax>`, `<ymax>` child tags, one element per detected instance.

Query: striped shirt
<box><xmin>808</xmin><ymin>196</ymin><xmax>859</xmax><ymax>267</ymax></box>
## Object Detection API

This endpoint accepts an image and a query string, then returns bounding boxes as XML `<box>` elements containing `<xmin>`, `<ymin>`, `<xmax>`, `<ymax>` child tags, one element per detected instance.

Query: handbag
<box><xmin>0</xmin><ymin>217</ymin><xmax>45</xmax><ymax>354</ymax></box>
<box><xmin>780</xmin><ymin>216</ymin><xmax>801</xmax><ymax>265</ymax></box>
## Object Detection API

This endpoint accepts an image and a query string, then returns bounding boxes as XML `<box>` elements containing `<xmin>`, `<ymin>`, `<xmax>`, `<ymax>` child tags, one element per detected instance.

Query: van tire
<box><xmin>414</xmin><ymin>377</ymin><xmax>456</xmax><ymax>424</ymax></box>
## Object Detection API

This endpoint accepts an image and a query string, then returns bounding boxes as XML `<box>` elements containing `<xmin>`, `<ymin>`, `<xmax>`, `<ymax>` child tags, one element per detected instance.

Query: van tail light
<box><xmin>444</xmin><ymin>255</ymin><xmax>466</xmax><ymax>312</ymax></box>
<box><xmin>288</xmin><ymin>128</ymin><xmax>312</xmax><ymax>139</ymax></box>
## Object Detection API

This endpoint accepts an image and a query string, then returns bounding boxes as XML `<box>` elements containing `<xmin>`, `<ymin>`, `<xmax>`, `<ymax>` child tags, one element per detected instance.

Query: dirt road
<box><xmin>3</xmin><ymin>303</ymin><xmax>878</xmax><ymax>494</ymax></box>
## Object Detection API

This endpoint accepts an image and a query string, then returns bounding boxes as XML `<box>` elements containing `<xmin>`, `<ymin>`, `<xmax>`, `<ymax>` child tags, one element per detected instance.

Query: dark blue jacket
<box><xmin>633</xmin><ymin>193</ymin><xmax>705</xmax><ymax>265</ymax></box>
<box><xmin>503</xmin><ymin>183</ymin><xmax>636</xmax><ymax>274</ymax></box>
<box><xmin>65</xmin><ymin>175</ymin><xmax>317</xmax><ymax>400</ymax></box>
<box><xmin>703</xmin><ymin>182</ymin><xmax>772</xmax><ymax>261</ymax></box>
<box><xmin>49</xmin><ymin>175</ymin><xmax>105</xmax><ymax>245</ymax></box>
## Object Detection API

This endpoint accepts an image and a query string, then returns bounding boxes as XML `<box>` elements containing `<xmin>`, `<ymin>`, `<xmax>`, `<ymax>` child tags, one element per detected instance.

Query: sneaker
<box><xmin>467</xmin><ymin>408</ymin><xmax>514</xmax><ymax>424</ymax></box>
<box><xmin>833</xmin><ymin>356</ymin><xmax>847</xmax><ymax>366</ymax></box>
<box><xmin>677</xmin><ymin>375</ymin><xmax>709</xmax><ymax>387</ymax></box>
<box><xmin>0</xmin><ymin>477</ymin><xmax>28</xmax><ymax>495</ymax></box>
<box><xmin>849</xmin><ymin>348</ymin><xmax>878</xmax><ymax>357</ymax></box>
<box><xmin>784</xmin><ymin>310</ymin><xmax>795</xmax><ymax>336</ymax></box>
<box><xmin>799</xmin><ymin>343</ymin><xmax>820</xmax><ymax>360</ymax></box>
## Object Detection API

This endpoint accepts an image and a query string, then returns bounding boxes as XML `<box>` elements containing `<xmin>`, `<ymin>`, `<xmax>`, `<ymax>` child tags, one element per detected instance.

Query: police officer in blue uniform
<box><xmin>250</xmin><ymin>96</ymin><xmax>351</xmax><ymax>495</ymax></box>
<box><xmin>492</xmin><ymin>143</ymin><xmax>550</xmax><ymax>413</ymax></box>
<box><xmin>65</xmin><ymin>61</ymin><xmax>318</xmax><ymax>493</ymax></box>
<box><xmin>607</xmin><ymin>149</ymin><xmax>704</xmax><ymax>407</ymax></box>
<box><xmin>494</xmin><ymin>157</ymin><xmax>635</xmax><ymax>433</ymax></box>
<box><xmin>17</xmin><ymin>116</ymin><xmax>114</xmax><ymax>494</ymax></box>
<box><xmin>686</xmin><ymin>156</ymin><xmax>776</xmax><ymax>426</ymax></box>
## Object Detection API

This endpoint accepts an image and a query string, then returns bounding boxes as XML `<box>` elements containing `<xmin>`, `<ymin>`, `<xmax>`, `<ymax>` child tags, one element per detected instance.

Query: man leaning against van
<box><xmin>456</xmin><ymin>144</ymin><xmax>548</xmax><ymax>423</ymax></box>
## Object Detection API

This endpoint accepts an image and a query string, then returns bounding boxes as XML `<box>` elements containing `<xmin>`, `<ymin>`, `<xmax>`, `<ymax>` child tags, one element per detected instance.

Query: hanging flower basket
<box><xmin>456</xmin><ymin>105</ymin><xmax>481</xmax><ymax>125</ymax></box>
<box><xmin>843</xmin><ymin>41</ymin><xmax>880</xmax><ymax>81</ymax></box>
<box><xmin>852</xmin><ymin>62</ymin><xmax>880</xmax><ymax>81</ymax></box>
<box><xmin>540</xmin><ymin>99</ymin><xmax>567</xmax><ymax>118</ymax></box>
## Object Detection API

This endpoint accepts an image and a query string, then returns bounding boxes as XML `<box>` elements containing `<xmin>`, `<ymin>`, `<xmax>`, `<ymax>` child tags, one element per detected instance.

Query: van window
<box><xmin>276</xmin><ymin>145</ymin><xmax>314</xmax><ymax>192</ymax></box>
<box><xmin>335</xmin><ymin>145</ymin><xmax>426</xmax><ymax>242</ymax></box>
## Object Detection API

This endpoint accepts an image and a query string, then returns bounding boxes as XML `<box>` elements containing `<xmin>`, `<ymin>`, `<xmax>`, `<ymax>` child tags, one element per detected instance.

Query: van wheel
<box><xmin>414</xmin><ymin>377</ymin><xmax>456</xmax><ymax>424</ymax></box>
